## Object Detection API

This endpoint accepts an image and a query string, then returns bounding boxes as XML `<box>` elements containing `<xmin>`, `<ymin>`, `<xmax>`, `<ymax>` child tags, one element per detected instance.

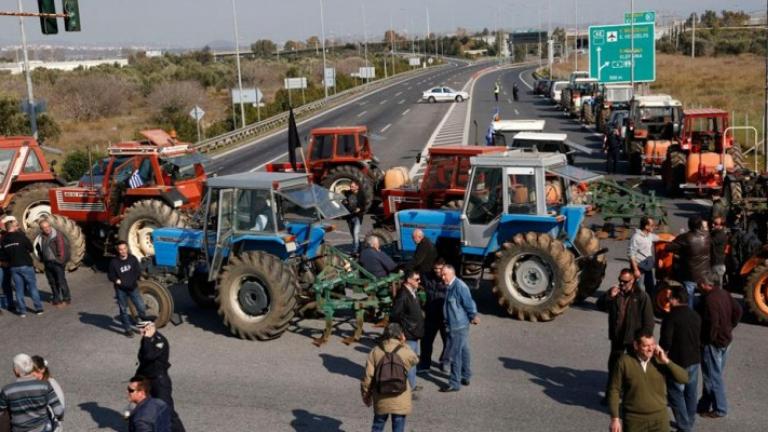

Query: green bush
<box><xmin>61</xmin><ymin>149</ymin><xmax>104</xmax><ymax>182</ymax></box>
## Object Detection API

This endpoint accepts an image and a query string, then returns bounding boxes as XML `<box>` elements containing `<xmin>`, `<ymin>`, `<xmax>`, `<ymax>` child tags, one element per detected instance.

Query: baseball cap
<box><xmin>136</xmin><ymin>320</ymin><xmax>155</xmax><ymax>329</ymax></box>
<box><xmin>1</xmin><ymin>215</ymin><xmax>16</xmax><ymax>224</ymax></box>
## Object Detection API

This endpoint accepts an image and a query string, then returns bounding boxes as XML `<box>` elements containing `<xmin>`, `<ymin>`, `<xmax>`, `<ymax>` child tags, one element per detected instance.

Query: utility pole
<box><xmin>389</xmin><ymin>10</ymin><xmax>396</xmax><ymax>75</ymax></box>
<box><xmin>691</xmin><ymin>13</ymin><xmax>696</xmax><ymax>59</ymax></box>
<box><xmin>426</xmin><ymin>5</ymin><xmax>430</xmax><ymax>59</ymax></box>
<box><xmin>630</xmin><ymin>0</ymin><xmax>635</xmax><ymax>88</ymax></box>
<box><xmin>361</xmin><ymin>0</ymin><xmax>369</xmax><ymax>83</ymax></box>
<box><xmin>548</xmin><ymin>0</ymin><xmax>553</xmax><ymax>78</ymax></box>
<box><xmin>320</xmin><ymin>0</ymin><xmax>329</xmax><ymax>98</ymax></box>
<box><xmin>764</xmin><ymin>0</ymin><xmax>768</xmax><ymax>171</ymax></box>
<box><xmin>231</xmin><ymin>0</ymin><xmax>246</xmax><ymax>127</ymax></box>
<box><xmin>574</xmin><ymin>0</ymin><xmax>579</xmax><ymax>71</ymax></box>
<box><xmin>17</xmin><ymin>0</ymin><xmax>37</xmax><ymax>139</ymax></box>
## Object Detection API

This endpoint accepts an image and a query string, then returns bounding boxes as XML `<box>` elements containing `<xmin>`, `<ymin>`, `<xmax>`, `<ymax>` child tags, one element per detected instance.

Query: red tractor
<box><xmin>265</xmin><ymin>126</ymin><xmax>384</xmax><ymax>210</ymax></box>
<box><xmin>49</xmin><ymin>130</ymin><xmax>208</xmax><ymax>262</ymax></box>
<box><xmin>662</xmin><ymin>109</ymin><xmax>744</xmax><ymax>196</ymax></box>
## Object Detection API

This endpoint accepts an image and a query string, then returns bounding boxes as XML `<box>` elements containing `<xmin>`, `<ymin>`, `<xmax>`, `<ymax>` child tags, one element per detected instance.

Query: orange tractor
<box><xmin>49</xmin><ymin>130</ymin><xmax>208</xmax><ymax>263</ymax></box>
<box><xmin>661</xmin><ymin>109</ymin><xmax>744</xmax><ymax>196</ymax></box>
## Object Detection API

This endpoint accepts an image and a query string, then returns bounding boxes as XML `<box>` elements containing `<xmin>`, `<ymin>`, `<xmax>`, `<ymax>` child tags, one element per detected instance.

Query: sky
<box><xmin>0</xmin><ymin>0</ymin><xmax>764</xmax><ymax>48</ymax></box>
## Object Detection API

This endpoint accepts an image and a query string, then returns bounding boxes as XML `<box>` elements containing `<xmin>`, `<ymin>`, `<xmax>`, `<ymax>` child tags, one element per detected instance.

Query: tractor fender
<box><xmin>395</xmin><ymin>209</ymin><xmax>461</xmax><ymax>253</ymax></box>
<box><xmin>151</xmin><ymin>227</ymin><xmax>206</xmax><ymax>268</ymax></box>
<box><xmin>739</xmin><ymin>247</ymin><xmax>768</xmax><ymax>277</ymax></box>
<box><xmin>559</xmin><ymin>206</ymin><xmax>587</xmax><ymax>247</ymax></box>
<box><xmin>232</xmin><ymin>235</ymin><xmax>297</xmax><ymax>261</ymax></box>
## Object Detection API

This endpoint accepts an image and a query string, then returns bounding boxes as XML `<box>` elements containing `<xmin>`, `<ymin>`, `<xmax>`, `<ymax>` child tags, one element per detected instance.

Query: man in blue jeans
<box><xmin>1</xmin><ymin>218</ymin><xmax>43</xmax><ymax>317</ymax></box>
<box><xmin>108</xmin><ymin>241</ymin><xmax>150</xmax><ymax>338</ymax></box>
<box><xmin>439</xmin><ymin>265</ymin><xmax>480</xmax><ymax>393</ymax></box>
<box><xmin>696</xmin><ymin>273</ymin><xmax>742</xmax><ymax>419</ymax></box>
<box><xmin>659</xmin><ymin>285</ymin><xmax>701</xmax><ymax>432</ymax></box>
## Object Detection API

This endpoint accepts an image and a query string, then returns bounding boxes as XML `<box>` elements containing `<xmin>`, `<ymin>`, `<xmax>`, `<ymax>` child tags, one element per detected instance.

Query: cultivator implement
<box><xmin>588</xmin><ymin>179</ymin><xmax>668</xmax><ymax>227</ymax></box>
<box><xmin>311</xmin><ymin>245</ymin><xmax>402</xmax><ymax>346</ymax></box>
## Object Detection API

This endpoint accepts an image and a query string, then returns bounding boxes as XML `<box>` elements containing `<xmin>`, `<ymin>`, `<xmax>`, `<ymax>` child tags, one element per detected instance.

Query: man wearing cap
<box><xmin>136</xmin><ymin>321</ymin><xmax>185</xmax><ymax>432</ymax></box>
<box><xmin>1</xmin><ymin>218</ymin><xmax>43</xmax><ymax>318</ymax></box>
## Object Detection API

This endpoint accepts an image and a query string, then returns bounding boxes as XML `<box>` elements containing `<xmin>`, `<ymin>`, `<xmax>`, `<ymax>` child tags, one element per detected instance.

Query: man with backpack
<box><xmin>360</xmin><ymin>323</ymin><xmax>418</xmax><ymax>432</ymax></box>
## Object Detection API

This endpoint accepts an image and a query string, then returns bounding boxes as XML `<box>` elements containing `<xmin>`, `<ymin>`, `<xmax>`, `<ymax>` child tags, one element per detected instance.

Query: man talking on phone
<box><xmin>607</xmin><ymin>330</ymin><xmax>689</xmax><ymax>432</ymax></box>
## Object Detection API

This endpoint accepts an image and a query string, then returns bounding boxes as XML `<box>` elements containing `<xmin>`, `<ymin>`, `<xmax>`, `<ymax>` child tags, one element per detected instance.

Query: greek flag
<box><xmin>128</xmin><ymin>169</ymin><xmax>144</xmax><ymax>188</ymax></box>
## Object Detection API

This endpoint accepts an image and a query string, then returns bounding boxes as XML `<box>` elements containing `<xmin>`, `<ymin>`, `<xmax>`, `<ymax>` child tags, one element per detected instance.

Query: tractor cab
<box><xmin>394</xmin><ymin>151</ymin><xmax>605</xmax><ymax>322</ymax></box>
<box><xmin>491</xmin><ymin>119</ymin><xmax>546</xmax><ymax>146</ymax></box>
<box><xmin>682</xmin><ymin>108</ymin><xmax>732</xmax><ymax>153</ymax></box>
<box><xmin>509</xmin><ymin>132</ymin><xmax>574</xmax><ymax>164</ymax></box>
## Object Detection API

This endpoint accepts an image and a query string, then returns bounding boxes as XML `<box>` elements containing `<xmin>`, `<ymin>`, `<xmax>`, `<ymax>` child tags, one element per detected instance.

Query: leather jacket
<box><xmin>667</xmin><ymin>229</ymin><xmax>711</xmax><ymax>282</ymax></box>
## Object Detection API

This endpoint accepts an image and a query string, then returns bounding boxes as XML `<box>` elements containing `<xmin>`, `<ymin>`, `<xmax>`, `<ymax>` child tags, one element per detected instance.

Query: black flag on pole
<box><xmin>287</xmin><ymin>107</ymin><xmax>301</xmax><ymax>171</ymax></box>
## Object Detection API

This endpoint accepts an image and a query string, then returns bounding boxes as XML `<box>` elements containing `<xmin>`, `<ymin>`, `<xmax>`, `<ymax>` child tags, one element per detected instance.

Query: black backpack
<box><xmin>374</xmin><ymin>345</ymin><xmax>408</xmax><ymax>396</ymax></box>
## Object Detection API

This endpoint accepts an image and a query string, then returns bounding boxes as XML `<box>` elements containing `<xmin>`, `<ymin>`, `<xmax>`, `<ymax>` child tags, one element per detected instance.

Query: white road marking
<box><xmin>358</xmin><ymin>101</ymin><xmax>367</xmax><ymax>106</ymax></box>
<box><xmin>401</xmin><ymin>108</ymin><xmax>411</xmax><ymax>116</ymax></box>
<box><xmin>518</xmin><ymin>69</ymin><xmax>534</xmax><ymax>89</ymax></box>
<box><xmin>398</xmin><ymin>99</ymin><xmax>406</xmax><ymax>104</ymax></box>
<box><xmin>379</xmin><ymin>100</ymin><xmax>387</xmax><ymax>105</ymax></box>
<box><xmin>408</xmin><ymin>86</ymin><xmax>412</xmax><ymax>90</ymax></box>
<box><xmin>252</xmin><ymin>152</ymin><xmax>288</xmax><ymax>172</ymax></box>
<box><xmin>357</xmin><ymin>110</ymin><xmax>367</xmax><ymax>118</ymax></box>
<box><xmin>380</xmin><ymin>123</ymin><xmax>392</xmax><ymax>133</ymax></box>
<box><xmin>514</xmin><ymin>108</ymin><xmax>519</xmax><ymax>115</ymax></box>
<box><xmin>507</xmin><ymin>99</ymin><xmax>512</xmax><ymax>104</ymax></box>
<box><xmin>395</xmin><ymin>91</ymin><xmax>402</xmax><ymax>96</ymax></box>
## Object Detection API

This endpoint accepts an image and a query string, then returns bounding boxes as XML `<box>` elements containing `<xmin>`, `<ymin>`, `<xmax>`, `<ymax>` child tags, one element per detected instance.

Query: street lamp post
<box><xmin>361</xmin><ymin>0</ymin><xmax>369</xmax><ymax>84</ymax></box>
<box><xmin>17</xmin><ymin>0</ymin><xmax>37</xmax><ymax>139</ymax></box>
<box><xmin>320</xmin><ymin>0</ymin><xmax>329</xmax><ymax>98</ymax></box>
<box><xmin>231</xmin><ymin>0</ymin><xmax>246</xmax><ymax>127</ymax></box>
<box><xmin>574</xmin><ymin>0</ymin><xmax>579</xmax><ymax>71</ymax></box>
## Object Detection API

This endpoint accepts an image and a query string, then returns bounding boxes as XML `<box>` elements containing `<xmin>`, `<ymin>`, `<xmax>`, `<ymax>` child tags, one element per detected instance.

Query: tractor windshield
<box><xmin>160</xmin><ymin>153</ymin><xmax>209</xmax><ymax>181</ymax></box>
<box><xmin>0</xmin><ymin>149</ymin><xmax>16</xmax><ymax>184</ymax></box>
<box><xmin>277</xmin><ymin>184</ymin><xmax>348</xmax><ymax>221</ymax></box>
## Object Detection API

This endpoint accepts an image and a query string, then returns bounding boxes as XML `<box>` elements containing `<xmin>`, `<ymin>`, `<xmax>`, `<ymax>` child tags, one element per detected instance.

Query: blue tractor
<box><xmin>145</xmin><ymin>172</ymin><xmax>349</xmax><ymax>340</ymax></box>
<box><xmin>395</xmin><ymin>151</ymin><xmax>607</xmax><ymax>321</ymax></box>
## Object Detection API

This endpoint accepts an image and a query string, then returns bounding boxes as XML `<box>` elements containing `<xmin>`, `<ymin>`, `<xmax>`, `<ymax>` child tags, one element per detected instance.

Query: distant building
<box><xmin>145</xmin><ymin>50</ymin><xmax>163</xmax><ymax>58</ymax></box>
<box><xmin>0</xmin><ymin>58</ymin><xmax>128</xmax><ymax>74</ymax></box>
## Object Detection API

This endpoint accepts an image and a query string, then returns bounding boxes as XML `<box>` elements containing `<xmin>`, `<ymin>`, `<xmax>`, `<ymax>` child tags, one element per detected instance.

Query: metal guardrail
<box><xmin>192</xmin><ymin>65</ymin><xmax>447</xmax><ymax>154</ymax></box>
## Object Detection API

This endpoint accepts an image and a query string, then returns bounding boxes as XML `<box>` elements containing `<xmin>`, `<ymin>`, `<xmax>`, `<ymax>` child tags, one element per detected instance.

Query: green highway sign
<box><xmin>624</xmin><ymin>11</ymin><xmax>656</xmax><ymax>24</ymax></box>
<box><xmin>588</xmin><ymin>23</ymin><xmax>655</xmax><ymax>84</ymax></box>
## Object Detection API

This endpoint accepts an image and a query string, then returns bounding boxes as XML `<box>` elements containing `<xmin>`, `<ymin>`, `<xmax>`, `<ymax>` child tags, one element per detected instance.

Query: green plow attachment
<box><xmin>311</xmin><ymin>245</ymin><xmax>402</xmax><ymax>346</ymax></box>
<box><xmin>588</xmin><ymin>179</ymin><xmax>668</xmax><ymax>227</ymax></box>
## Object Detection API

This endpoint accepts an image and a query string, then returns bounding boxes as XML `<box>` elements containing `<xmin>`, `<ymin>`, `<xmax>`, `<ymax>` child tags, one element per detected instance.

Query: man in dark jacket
<box><xmin>660</xmin><ymin>285</ymin><xmax>701</xmax><ymax>432</ymax></box>
<box><xmin>597</xmin><ymin>268</ymin><xmax>655</xmax><ymax>404</ymax></box>
<box><xmin>404</xmin><ymin>229</ymin><xmax>436</xmax><ymax>275</ymax></box>
<box><xmin>389</xmin><ymin>271</ymin><xmax>425</xmax><ymax>394</ymax></box>
<box><xmin>358</xmin><ymin>236</ymin><xmax>397</xmax><ymax>279</ymax></box>
<box><xmin>666</xmin><ymin>215</ymin><xmax>711</xmax><ymax>308</ymax></box>
<box><xmin>603</xmin><ymin>126</ymin><xmax>622</xmax><ymax>174</ymax></box>
<box><xmin>34</xmin><ymin>219</ymin><xmax>71</xmax><ymax>307</ymax></box>
<box><xmin>108</xmin><ymin>241</ymin><xmax>150</xmax><ymax>338</ymax></box>
<box><xmin>710</xmin><ymin>216</ymin><xmax>728</xmax><ymax>288</ymax></box>
<box><xmin>127</xmin><ymin>376</ymin><xmax>171</xmax><ymax>432</ymax></box>
<box><xmin>136</xmin><ymin>322</ymin><xmax>185</xmax><ymax>432</ymax></box>
<box><xmin>342</xmin><ymin>180</ymin><xmax>367</xmax><ymax>254</ymax></box>
<box><xmin>2</xmin><ymin>218</ymin><xmax>43</xmax><ymax>317</ymax></box>
<box><xmin>418</xmin><ymin>258</ymin><xmax>448</xmax><ymax>373</ymax></box>
<box><xmin>696</xmin><ymin>272</ymin><xmax>742</xmax><ymax>419</ymax></box>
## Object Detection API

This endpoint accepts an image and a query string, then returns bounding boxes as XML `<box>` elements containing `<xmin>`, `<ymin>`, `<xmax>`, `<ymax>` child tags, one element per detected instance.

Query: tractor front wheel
<box><xmin>727</xmin><ymin>145</ymin><xmax>745</xmax><ymax>169</ymax></box>
<box><xmin>28</xmin><ymin>214</ymin><xmax>86</xmax><ymax>272</ymax></box>
<box><xmin>217</xmin><ymin>251</ymin><xmax>298</xmax><ymax>340</ymax></box>
<box><xmin>6</xmin><ymin>182</ymin><xmax>58</xmax><ymax>231</ymax></box>
<box><xmin>663</xmin><ymin>151</ymin><xmax>687</xmax><ymax>196</ymax></box>
<box><xmin>118</xmin><ymin>200</ymin><xmax>188</xmax><ymax>260</ymax></box>
<box><xmin>321</xmin><ymin>166</ymin><xmax>374</xmax><ymax>212</ymax></box>
<box><xmin>745</xmin><ymin>266</ymin><xmax>768</xmax><ymax>323</ymax></box>
<box><xmin>573</xmin><ymin>227</ymin><xmax>606</xmax><ymax>301</ymax></box>
<box><xmin>493</xmin><ymin>232</ymin><xmax>578</xmax><ymax>321</ymax></box>
<box><xmin>130</xmin><ymin>279</ymin><xmax>174</xmax><ymax>328</ymax></box>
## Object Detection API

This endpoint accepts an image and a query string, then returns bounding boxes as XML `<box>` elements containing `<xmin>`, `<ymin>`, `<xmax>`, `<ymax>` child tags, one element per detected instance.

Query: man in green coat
<box><xmin>608</xmin><ymin>331</ymin><xmax>689</xmax><ymax>432</ymax></box>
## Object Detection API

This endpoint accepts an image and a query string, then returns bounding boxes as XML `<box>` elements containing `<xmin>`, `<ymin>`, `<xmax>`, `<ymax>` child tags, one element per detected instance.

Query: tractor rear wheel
<box><xmin>217</xmin><ymin>251</ymin><xmax>298</xmax><ymax>340</ymax></box>
<box><xmin>745</xmin><ymin>266</ymin><xmax>768</xmax><ymax>323</ymax></box>
<box><xmin>493</xmin><ymin>232</ymin><xmax>578</xmax><ymax>321</ymax></box>
<box><xmin>118</xmin><ymin>200</ymin><xmax>188</xmax><ymax>260</ymax></box>
<box><xmin>130</xmin><ymin>279</ymin><xmax>174</xmax><ymax>328</ymax></box>
<box><xmin>188</xmin><ymin>271</ymin><xmax>217</xmax><ymax>309</ymax></box>
<box><xmin>727</xmin><ymin>145</ymin><xmax>745</xmax><ymax>169</ymax></box>
<box><xmin>628</xmin><ymin>141</ymin><xmax>644</xmax><ymax>175</ymax></box>
<box><xmin>6</xmin><ymin>182</ymin><xmax>58</xmax><ymax>231</ymax></box>
<box><xmin>27</xmin><ymin>214</ymin><xmax>86</xmax><ymax>272</ymax></box>
<box><xmin>663</xmin><ymin>151</ymin><xmax>687</xmax><ymax>196</ymax></box>
<box><xmin>321</xmin><ymin>165</ymin><xmax>374</xmax><ymax>212</ymax></box>
<box><xmin>573</xmin><ymin>227</ymin><xmax>606</xmax><ymax>301</ymax></box>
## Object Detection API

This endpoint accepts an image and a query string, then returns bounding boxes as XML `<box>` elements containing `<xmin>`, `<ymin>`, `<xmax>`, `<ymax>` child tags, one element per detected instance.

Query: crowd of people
<box><xmin>603</xmin><ymin>214</ymin><xmax>743</xmax><ymax>432</ymax></box>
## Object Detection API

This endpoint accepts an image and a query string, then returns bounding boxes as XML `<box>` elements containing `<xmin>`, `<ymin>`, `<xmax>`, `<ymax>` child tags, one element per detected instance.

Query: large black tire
<box><xmin>320</xmin><ymin>165</ymin><xmax>374</xmax><ymax>212</ymax></box>
<box><xmin>727</xmin><ymin>145</ymin><xmax>745</xmax><ymax>170</ymax></box>
<box><xmin>492</xmin><ymin>232</ymin><xmax>578</xmax><ymax>321</ymax></box>
<box><xmin>428</xmin><ymin>96</ymin><xmax>436</xmax><ymax>103</ymax></box>
<box><xmin>6</xmin><ymin>183</ymin><xmax>58</xmax><ymax>231</ymax></box>
<box><xmin>745</xmin><ymin>266</ymin><xmax>768</xmax><ymax>323</ymax></box>
<box><xmin>663</xmin><ymin>151</ymin><xmax>687</xmax><ymax>196</ymax></box>
<box><xmin>27</xmin><ymin>214</ymin><xmax>86</xmax><ymax>272</ymax></box>
<box><xmin>118</xmin><ymin>200</ymin><xmax>188</xmax><ymax>260</ymax></box>
<box><xmin>628</xmin><ymin>141</ymin><xmax>644</xmax><ymax>175</ymax></box>
<box><xmin>455</xmin><ymin>95</ymin><xmax>464</xmax><ymax>102</ymax></box>
<box><xmin>188</xmin><ymin>271</ymin><xmax>216</xmax><ymax>309</ymax></box>
<box><xmin>217</xmin><ymin>251</ymin><xmax>298</xmax><ymax>340</ymax></box>
<box><xmin>573</xmin><ymin>227</ymin><xmax>607</xmax><ymax>301</ymax></box>
<box><xmin>129</xmin><ymin>279</ymin><xmax>174</xmax><ymax>328</ymax></box>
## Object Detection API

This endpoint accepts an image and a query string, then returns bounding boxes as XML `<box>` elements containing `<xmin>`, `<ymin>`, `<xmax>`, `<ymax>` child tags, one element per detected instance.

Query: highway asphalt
<box><xmin>0</xmin><ymin>63</ymin><xmax>765</xmax><ymax>432</ymax></box>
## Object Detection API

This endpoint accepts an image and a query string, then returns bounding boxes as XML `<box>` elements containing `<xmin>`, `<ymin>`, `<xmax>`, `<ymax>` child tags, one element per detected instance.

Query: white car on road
<box><xmin>422</xmin><ymin>86</ymin><xmax>469</xmax><ymax>103</ymax></box>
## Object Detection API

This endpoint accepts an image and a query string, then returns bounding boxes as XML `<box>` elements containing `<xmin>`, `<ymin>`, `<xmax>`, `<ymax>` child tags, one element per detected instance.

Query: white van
<box><xmin>550</xmin><ymin>81</ymin><xmax>569</xmax><ymax>104</ymax></box>
<box><xmin>491</xmin><ymin>119</ymin><xmax>546</xmax><ymax>146</ymax></box>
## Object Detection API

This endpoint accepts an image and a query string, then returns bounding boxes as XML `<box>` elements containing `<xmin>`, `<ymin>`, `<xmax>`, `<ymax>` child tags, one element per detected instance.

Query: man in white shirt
<box><xmin>628</xmin><ymin>217</ymin><xmax>659</xmax><ymax>296</ymax></box>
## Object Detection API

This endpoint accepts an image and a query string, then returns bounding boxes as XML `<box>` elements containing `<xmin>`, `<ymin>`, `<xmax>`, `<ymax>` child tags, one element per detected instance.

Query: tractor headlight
<box><xmin>286</xmin><ymin>242</ymin><xmax>297</xmax><ymax>253</ymax></box>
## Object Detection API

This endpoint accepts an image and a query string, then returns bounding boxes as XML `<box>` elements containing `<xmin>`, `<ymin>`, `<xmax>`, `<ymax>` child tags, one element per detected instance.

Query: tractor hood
<box><xmin>395</xmin><ymin>209</ymin><xmax>461</xmax><ymax>252</ymax></box>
